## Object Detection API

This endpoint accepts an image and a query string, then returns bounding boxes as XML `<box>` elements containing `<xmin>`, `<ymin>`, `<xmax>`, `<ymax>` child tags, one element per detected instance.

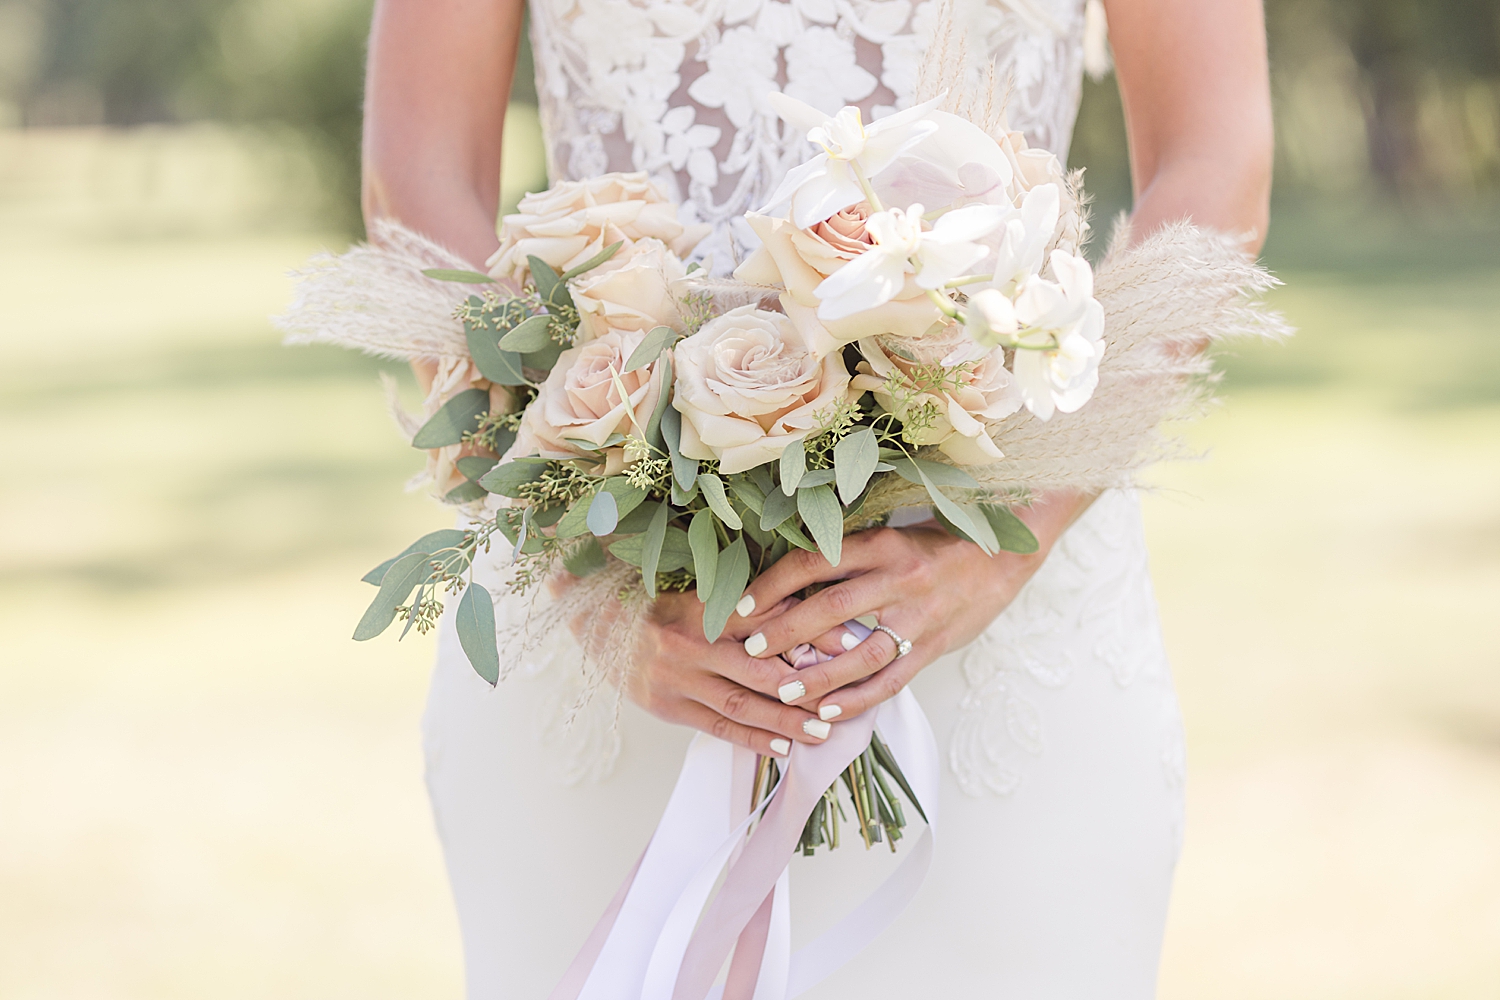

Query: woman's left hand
<box><xmin>737</xmin><ymin>493</ymin><xmax>1090</xmax><ymax>722</ymax></box>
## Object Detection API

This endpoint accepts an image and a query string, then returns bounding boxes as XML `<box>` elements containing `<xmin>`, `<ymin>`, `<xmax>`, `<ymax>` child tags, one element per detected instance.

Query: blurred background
<box><xmin>1</xmin><ymin>0</ymin><xmax>1497</xmax><ymax>996</ymax></box>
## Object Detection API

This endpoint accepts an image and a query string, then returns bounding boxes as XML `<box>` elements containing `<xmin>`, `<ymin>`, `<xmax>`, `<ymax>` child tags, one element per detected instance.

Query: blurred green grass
<box><xmin>0</xmin><ymin>122</ymin><xmax>1498</xmax><ymax>999</ymax></box>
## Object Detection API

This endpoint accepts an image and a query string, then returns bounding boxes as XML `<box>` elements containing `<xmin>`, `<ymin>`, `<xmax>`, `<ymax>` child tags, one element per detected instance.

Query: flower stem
<box><xmin>851</xmin><ymin>162</ymin><xmax>885</xmax><ymax>214</ymax></box>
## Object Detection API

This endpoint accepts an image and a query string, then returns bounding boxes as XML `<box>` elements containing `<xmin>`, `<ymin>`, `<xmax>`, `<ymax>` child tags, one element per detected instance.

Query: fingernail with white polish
<box><xmin>744</xmin><ymin>633</ymin><xmax>767</xmax><ymax>657</ymax></box>
<box><xmin>769</xmin><ymin>738</ymin><xmax>791</xmax><ymax>756</ymax></box>
<box><xmin>735</xmin><ymin>594</ymin><xmax>756</xmax><ymax>617</ymax></box>
<box><xmin>778</xmin><ymin>679</ymin><xmax>806</xmax><ymax>703</ymax></box>
<box><xmin>803</xmin><ymin>718</ymin><xmax>832</xmax><ymax>740</ymax></box>
<box><xmin>840</xmin><ymin>631</ymin><xmax>859</xmax><ymax>651</ymax></box>
<box><xmin>819</xmin><ymin>704</ymin><xmax>843</xmax><ymax>721</ymax></box>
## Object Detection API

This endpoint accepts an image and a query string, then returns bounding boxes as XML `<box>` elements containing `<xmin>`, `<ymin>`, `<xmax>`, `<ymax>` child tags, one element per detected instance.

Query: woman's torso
<box><xmin>527</xmin><ymin>0</ymin><xmax>1093</xmax><ymax>269</ymax></box>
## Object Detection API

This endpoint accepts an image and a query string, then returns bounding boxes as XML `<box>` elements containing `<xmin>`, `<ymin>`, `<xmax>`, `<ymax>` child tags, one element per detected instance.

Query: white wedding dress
<box><xmin>423</xmin><ymin>0</ymin><xmax>1186</xmax><ymax>995</ymax></box>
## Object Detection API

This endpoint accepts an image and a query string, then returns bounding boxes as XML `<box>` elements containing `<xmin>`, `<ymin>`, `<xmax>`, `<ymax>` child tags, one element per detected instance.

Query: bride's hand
<box><xmin>737</xmin><ymin>495</ymin><xmax>1090</xmax><ymax>722</ymax></box>
<box><xmin>561</xmin><ymin>582</ymin><xmax>831</xmax><ymax>757</ymax></box>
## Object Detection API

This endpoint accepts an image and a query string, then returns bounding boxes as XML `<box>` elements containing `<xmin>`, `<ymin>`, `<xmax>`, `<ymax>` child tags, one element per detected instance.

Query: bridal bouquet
<box><xmin>278</xmin><ymin>33</ymin><xmax>1285</xmax><ymax>996</ymax></box>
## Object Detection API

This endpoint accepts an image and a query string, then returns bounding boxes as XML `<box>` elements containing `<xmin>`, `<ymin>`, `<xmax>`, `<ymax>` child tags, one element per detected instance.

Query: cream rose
<box><xmin>852</xmin><ymin>332</ymin><xmax>1021</xmax><ymax>465</ymax></box>
<box><xmin>506</xmin><ymin>327</ymin><xmax>664</xmax><ymax>477</ymax></box>
<box><xmin>734</xmin><ymin>208</ymin><xmax>942</xmax><ymax>342</ymax></box>
<box><xmin>569</xmin><ymin>238</ymin><xmax>687</xmax><ymax>343</ymax></box>
<box><xmin>672</xmin><ymin>306</ymin><xmax>859</xmax><ymax>474</ymax></box>
<box><xmin>487</xmin><ymin>173</ymin><xmax>709</xmax><ymax>284</ymax></box>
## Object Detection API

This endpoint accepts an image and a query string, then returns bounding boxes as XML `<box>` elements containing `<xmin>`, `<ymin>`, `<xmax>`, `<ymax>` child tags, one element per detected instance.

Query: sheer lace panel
<box><xmin>528</xmin><ymin>0</ymin><xmax>1088</xmax><ymax>272</ymax></box>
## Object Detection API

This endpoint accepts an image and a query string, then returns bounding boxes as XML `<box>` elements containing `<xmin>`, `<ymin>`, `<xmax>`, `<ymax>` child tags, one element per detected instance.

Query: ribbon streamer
<box><xmin>551</xmin><ymin>621</ymin><xmax>941</xmax><ymax>1000</ymax></box>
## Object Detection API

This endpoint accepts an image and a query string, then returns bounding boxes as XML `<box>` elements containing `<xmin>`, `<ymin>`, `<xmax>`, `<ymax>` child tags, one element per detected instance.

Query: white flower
<box><xmin>1010</xmin><ymin>251</ymin><xmax>1106</xmax><ymax>420</ymax></box>
<box><xmin>987</xmin><ymin>183</ymin><xmax>1061</xmax><ymax>290</ymax></box>
<box><xmin>569</xmin><ymin>238</ymin><xmax>688</xmax><ymax>342</ymax></box>
<box><xmin>811</xmin><ymin>202</ymin><xmax>1007</xmax><ymax>320</ymax></box>
<box><xmin>760</xmin><ymin>92</ymin><xmax>942</xmax><ymax>229</ymax></box>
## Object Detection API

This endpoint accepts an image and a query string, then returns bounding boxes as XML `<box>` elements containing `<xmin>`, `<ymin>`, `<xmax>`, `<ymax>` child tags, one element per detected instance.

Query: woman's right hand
<box><xmin>622</xmin><ymin>591</ymin><xmax>832</xmax><ymax>757</ymax></box>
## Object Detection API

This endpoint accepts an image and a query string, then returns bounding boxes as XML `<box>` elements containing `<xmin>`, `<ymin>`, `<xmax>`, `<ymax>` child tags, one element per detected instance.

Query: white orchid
<box><xmin>812</xmin><ymin>202</ymin><xmax>1007</xmax><ymax>320</ymax></box>
<box><xmin>761</xmin><ymin>92</ymin><xmax>943</xmax><ymax>229</ymax></box>
<box><xmin>987</xmin><ymin>183</ymin><xmax>1061</xmax><ymax>290</ymax></box>
<box><xmin>1009</xmin><ymin>251</ymin><xmax>1106</xmax><ymax>420</ymax></box>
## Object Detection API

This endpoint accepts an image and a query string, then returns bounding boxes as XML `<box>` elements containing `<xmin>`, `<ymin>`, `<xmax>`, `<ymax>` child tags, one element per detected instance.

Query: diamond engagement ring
<box><xmin>871</xmin><ymin>624</ymin><xmax>912</xmax><ymax>659</ymax></box>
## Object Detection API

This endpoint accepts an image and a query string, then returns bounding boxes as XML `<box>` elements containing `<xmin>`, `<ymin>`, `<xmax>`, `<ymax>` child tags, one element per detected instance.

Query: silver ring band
<box><xmin>871</xmin><ymin>624</ymin><xmax>913</xmax><ymax>659</ymax></box>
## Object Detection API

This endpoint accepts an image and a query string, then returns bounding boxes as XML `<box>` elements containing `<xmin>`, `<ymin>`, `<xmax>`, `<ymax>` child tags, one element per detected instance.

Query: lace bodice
<box><xmin>528</xmin><ymin>0</ymin><xmax>1091</xmax><ymax>271</ymax></box>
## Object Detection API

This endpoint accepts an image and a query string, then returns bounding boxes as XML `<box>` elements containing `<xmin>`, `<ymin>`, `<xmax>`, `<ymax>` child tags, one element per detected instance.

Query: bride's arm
<box><xmin>738</xmin><ymin>0</ymin><xmax>1273</xmax><ymax>722</ymax></box>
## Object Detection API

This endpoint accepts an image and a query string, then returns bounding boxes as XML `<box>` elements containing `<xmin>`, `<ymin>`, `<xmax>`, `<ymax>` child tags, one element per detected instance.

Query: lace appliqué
<box><xmin>948</xmin><ymin>491</ymin><xmax>1187</xmax><ymax>815</ymax></box>
<box><xmin>528</xmin><ymin>0</ymin><xmax>1089</xmax><ymax>273</ymax></box>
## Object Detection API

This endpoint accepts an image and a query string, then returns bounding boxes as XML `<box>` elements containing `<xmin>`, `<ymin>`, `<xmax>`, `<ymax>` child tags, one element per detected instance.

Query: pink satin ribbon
<box><xmin>550</xmin><ymin>620</ymin><xmax>941</xmax><ymax>1000</ymax></box>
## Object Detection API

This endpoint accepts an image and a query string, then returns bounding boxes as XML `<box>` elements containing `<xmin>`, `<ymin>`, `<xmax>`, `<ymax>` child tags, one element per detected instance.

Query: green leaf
<box><xmin>796</xmin><ymin>469</ymin><xmax>837</xmax><ymax>489</ymax></box>
<box><xmin>760</xmin><ymin>486</ymin><xmax>797</xmax><ymax>531</ymax></box>
<box><xmin>478</xmin><ymin>457</ymin><xmax>549</xmax><ymax>497</ymax></box>
<box><xmin>697</xmin><ymin>474</ymin><xmax>742</xmax><ymax>529</ymax></box>
<box><xmin>444</xmin><ymin>479</ymin><xmax>489</xmax><ymax>504</ymax></box>
<box><xmin>609</xmin><ymin>523</ymin><xmax>692</xmax><ymax>572</ymax></box>
<box><xmin>411</xmin><ymin>388</ymin><xmax>489</xmax><ymax>449</ymax></box>
<box><xmin>422</xmin><ymin>268</ymin><xmax>495</xmax><ymax>284</ymax></box>
<box><xmin>917</xmin><ymin>470</ymin><xmax>995</xmax><ymax>555</ymax></box>
<box><xmin>701</xmin><ymin>538</ymin><xmax>749</xmax><ymax>642</ymax></box>
<box><xmin>834</xmin><ymin>427</ymin><xmax>879</xmax><ymax>505</ymax></box>
<box><xmin>688</xmin><ymin>509</ymin><xmax>719</xmax><ymax>604</ymax></box>
<box><xmin>353</xmin><ymin>551</ymin><xmax>434</xmax><ymax>641</ymax></box>
<box><xmin>563</xmin><ymin>537</ymin><xmax>607</xmax><ymax>577</ymax></box>
<box><xmin>979</xmin><ymin>503</ymin><xmax>1040</xmax><ymax>554</ymax></box>
<box><xmin>644</xmin><ymin>354</ymin><xmax>674</xmax><ymax>451</ymax></box>
<box><xmin>797</xmin><ymin>484</ymin><xmax>844</xmax><ymax>566</ymax></box>
<box><xmin>360</xmin><ymin>529</ymin><xmax>468</xmax><ymax>585</ymax></box>
<box><xmin>456</xmin><ymin>455</ymin><xmax>498</xmax><ymax>481</ymax></box>
<box><xmin>625</xmin><ymin>325</ymin><xmax>676</xmax><ymax>372</ymax></box>
<box><xmin>887</xmin><ymin>456</ymin><xmax>981</xmax><ymax>490</ymax></box>
<box><xmin>531</xmin><ymin>503</ymin><xmax>567</xmax><ymax>527</ymax></box>
<box><xmin>498</xmin><ymin>313</ymin><xmax>553</xmax><ymax>353</ymax></box>
<box><xmin>586</xmin><ymin>488</ymin><xmax>619</xmax><ymax>535</ymax></box>
<box><xmin>455</xmin><ymin>583</ymin><xmax>499</xmax><ymax>684</ymax></box>
<box><xmin>728</xmin><ymin>476</ymin><xmax>765</xmax><ymax>517</ymax></box>
<box><xmin>670</xmin><ymin>479</ymin><xmax>699</xmax><ymax>507</ymax></box>
<box><xmin>749</xmin><ymin>466</ymin><xmax>775</xmax><ymax>497</ymax></box>
<box><xmin>774</xmin><ymin>518</ymin><xmax>818</xmax><ymax>552</ymax></box>
<box><xmin>528</xmin><ymin>255</ymin><xmax>563</xmax><ymax>303</ymax></box>
<box><xmin>521</xmin><ymin>340</ymin><xmax>566</xmax><ymax>372</ymax></box>
<box><xmin>660</xmin><ymin>403</ymin><xmax>697</xmax><ymax>491</ymax></box>
<box><xmin>953</xmin><ymin>500</ymin><xmax>1000</xmax><ymax>552</ymax></box>
<box><xmin>464</xmin><ymin>315</ymin><xmax>527</xmax><ymax>386</ymax></box>
<box><xmin>779</xmin><ymin>437</ymin><xmax>806</xmax><ymax>495</ymax></box>
<box><xmin>559</xmin><ymin>240</ymin><xmax>624</xmax><ymax>281</ymax></box>
<box><xmin>639</xmin><ymin>498</ymin><xmax>671</xmax><ymax>598</ymax></box>
<box><xmin>615</xmin><ymin>499</ymin><xmax>658</xmax><ymax>534</ymax></box>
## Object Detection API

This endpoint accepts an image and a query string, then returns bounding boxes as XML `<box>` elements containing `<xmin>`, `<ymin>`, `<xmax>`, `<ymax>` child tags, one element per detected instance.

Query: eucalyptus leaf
<box><xmin>528</xmin><ymin>256</ymin><xmax>562</xmax><ymax>303</ymax></box>
<box><xmin>688</xmin><ymin>509</ymin><xmax>719</xmax><ymax>604</ymax></box>
<box><xmin>521</xmin><ymin>340</ymin><xmax>565</xmax><ymax>372</ymax></box>
<box><xmin>728</xmin><ymin>476</ymin><xmax>765</xmax><ymax>517</ymax></box>
<box><xmin>411</xmin><ymin>388</ymin><xmax>488</xmax><ymax>449</ymax></box>
<box><xmin>465</xmin><ymin>318</ymin><xmax>527</xmax><ymax>386</ymax></box>
<box><xmin>478</xmin><ymin>457</ymin><xmax>548</xmax><ymax>497</ymax></box>
<box><xmin>886</xmin><ymin>456</ymin><xmax>981</xmax><ymax>490</ymax></box>
<box><xmin>353</xmin><ymin>551</ymin><xmax>433</xmax><ymax>641</ymax></box>
<box><xmin>644</xmin><ymin>354</ymin><xmax>674</xmax><ymax>451</ymax></box>
<box><xmin>455</xmin><ymin>455</ymin><xmax>498</xmax><ymax>481</ymax></box>
<box><xmin>531</xmin><ymin>503</ymin><xmax>566</xmax><ymax>527</ymax></box>
<box><xmin>663</xmin><ymin>408</ymin><xmax>698</xmax><ymax>491</ymax></box>
<box><xmin>760</xmin><ymin>486</ymin><xmax>797</xmax><ymax>531</ymax></box>
<box><xmin>609</xmin><ymin>523</ymin><xmax>692</xmax><ymax>573</ymax></box>
<box><xmin>443</xmin><ymin>479</ymin><xmax>489</xmax><ymax>504</ymax></box>
<box><xmin>696</xmin><ymin>474</ymin><xmax>741</xmax><ymax>529</ymax></box>
<box><xmin>701</xmin><ymin>538</ymin><xmax>750</xmax><ymax>642</ymax></box>
<box><xmin>749</xmin><ymin>466</ymin><xmax>774</xmax><ymax>497</ymax></box>
<box><xmin>422</xmin><ymin>268</ymin><xmax>495</xmax><ymax>284</ymax></box>
<box><xmin>796</xmin><ymin>469</ymin><xmax>837</xmax><ymax>489</ymax></box>
<box><xmin>559</xmin><ymin>240</ymin><xmax>624</xmax><ymax>281</ymax></box>
<box><xmin>954</xmin><ymin>500</ymin><xmax>1000</xmax><ymax>552</ymax></box>
<box><xmin>670</xmin><ymin>478</ymin><xmax>698</xmax><ymax>507</ymax></box>
<box><xmin>833</xmin><ymin>427</ymin><xmax>879</xmax><ymax>504</ymax></box>
<box><xmin>455</xmin><ymin>584</ymin><xmax>499</xmax><ymax>684</ymax></box>
<box><xmin>625</xmin><ymin>325</ymin><xmax>676</xmax><ymax>372</ymax></box>
<box><xmin>779</xmin><ymin>438</ymin><xmax>806</xmax><ymax>495</ymax></box>
<box><xmin>917</xmin><ymin>470</ymin><xmax>994</xmax><ymax>555</ymax></box>
<box><xmin>563</xmin><ymin>537</ymin><xmax>607</xmax><ymax>577</ymax></box>
<box><xmin>797</xmin><ymin>484</ymin><xmax>844</xmax><ymax>567</ymax></box>
<box><xmin>979</xmin><ymin>503</ymin><xmax>1040</xmax><ymax>554</ymax></box>
<box><xmin>639</xmin><ymin>498</ymin><xmax>671</xmax><ymax>598</ymax></box>
<box><xmin>586</xmin><ymin>488</ymin><xmax>619</xmax><ymax>536</ymax></box>
<box><xmin>361</xmin><ymin>529</ymin><xmax>467</xmax><ymax>585</ymax></box>
<box><xmin>498</xmin><ymin>313</ymin><xmax>553</xmax><ymax>353</ymax></box>
<box><xmin>615</xmin><ymin>499</ymin><xmax>658</xmax><ymax>534</ymax></box>
<box><xmin>774</xmin><ymin>518</ymin><xmax>818</xmax><ymax>552</ymax></box>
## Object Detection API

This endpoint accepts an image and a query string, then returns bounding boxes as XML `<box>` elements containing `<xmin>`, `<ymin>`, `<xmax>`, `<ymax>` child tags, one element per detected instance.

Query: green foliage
<box><xmin>455</xmin><ymin>583</ymin><xmax>499</xmax><ymax>684</ymax></box>
<box><xmin>411</xmin><ymin>388</ymin><xmax>489</xmax><ymax>449</ymax></box>
<box><xmin>701</xmin><ymin>538</ymin><xmax>749</xmax><ymax>642</ymax></box>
